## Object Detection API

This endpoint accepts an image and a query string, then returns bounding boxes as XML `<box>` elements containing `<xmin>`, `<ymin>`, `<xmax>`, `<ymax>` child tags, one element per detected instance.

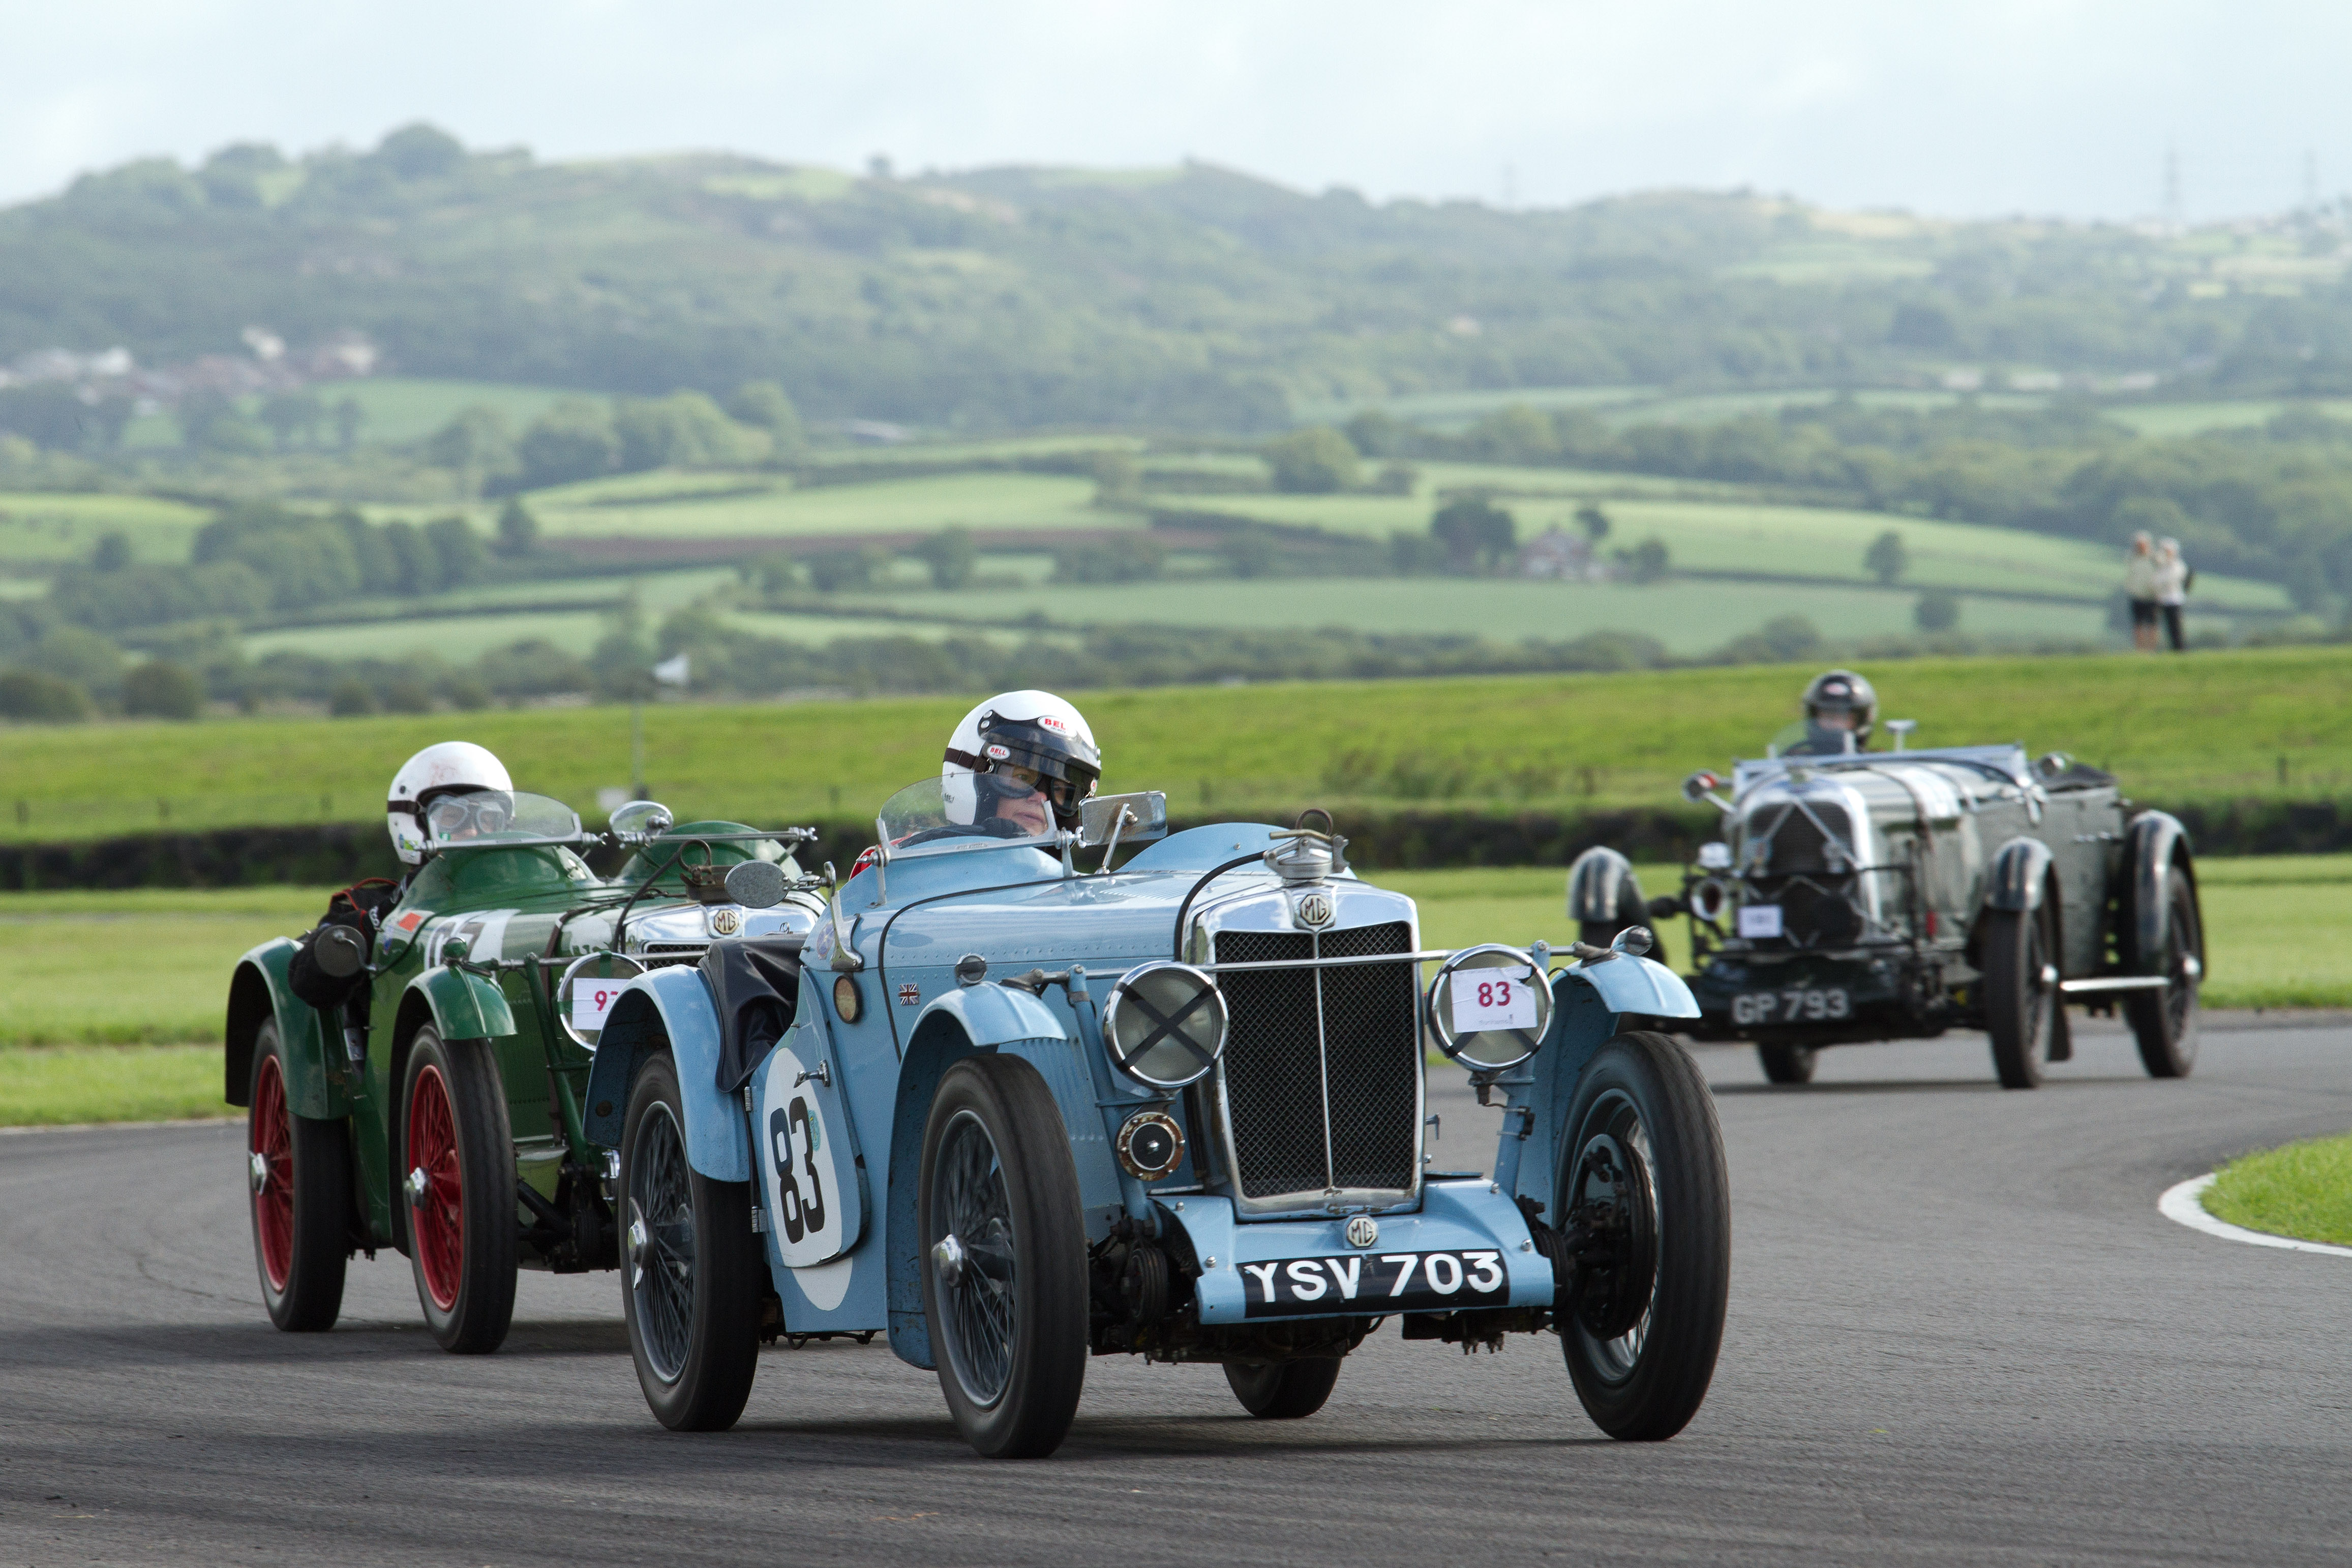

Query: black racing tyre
<box><xmin>1557</xmin><ymin>1031</ymin><xmax>1729</xmax><ymax>1442</ymax></box>
<box><xmin>621</xmin><ymin>1050</ymin><xmax>765</xmax><ymax>1431</ymax></box>
<box><xmin>1981</xmin><ymin>904</ymin><xmax>2060</xmax><ymax>1091</ymax></box>
<box><xmin>247</xmin><ymin>1017</ymin><xmax>351</xmax><ymax>1332</ymax></box>
<box><xmin>399</xmin><ymin>1027</ymin><xmax>518</xmax><ymax>1353</ymax></box>
<box><xmin>1225</xmin><ymin>1358</ymin><xmax>1341</xmax><ymax>1420</ymax></box>
<box><xmin>2125</xmin><ymin>867</ymin><xmax>2203</xmax><ymax>1079</ymax></box>
<box><xmin>919</xmin><ymin>1054</ymin><xmax>1088</xmax><ymax>1459</ymax></box>
<box><xmin>1756</xmin><ymin>1042</ymin><xmax>1818</xmax><ymax>1085</ymax></box>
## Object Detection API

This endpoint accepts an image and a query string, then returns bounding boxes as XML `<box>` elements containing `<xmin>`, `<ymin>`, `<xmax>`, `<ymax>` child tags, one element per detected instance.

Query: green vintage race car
<box><xmin>224</xmin><ymin>794</ymin><xmax>827</xmax><ymax>1350</ymax></box>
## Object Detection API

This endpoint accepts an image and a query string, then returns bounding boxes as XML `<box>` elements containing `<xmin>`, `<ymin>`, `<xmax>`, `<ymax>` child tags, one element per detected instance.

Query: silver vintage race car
<box><xmin>1571</xmin><ymin>720</ymin><xmax>2205</xmax><ymax>1090</ymax></box>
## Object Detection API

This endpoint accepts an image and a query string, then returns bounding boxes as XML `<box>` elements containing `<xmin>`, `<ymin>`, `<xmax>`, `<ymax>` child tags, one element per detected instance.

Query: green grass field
<box><xmin>1184</xmin><ymin>487</ymin><xmax>2286</xmax><ymax>613</ymax></box>
<box><xmin>2203</xmin><ymin>1132</ymin><xmax>2352</xmax><ymax>1246</ymax></box>
<box><xmin>532</xmin><ymin>471</ymin><xmax>1106</xmax><ymax>542</ymax></box>
<box><xmin>6</xmin><ymin>647</ymin><xmax>2350</xmax><ymax>839</ymax></box>
<box><xmin>0</xmin><ymin>856</ymin><xmax>2337</xmax><ymax>1124</ymax></box>
<box><xmin>823</xmin><ymin>574</ymin><xmax>2124</xmax><ymax>652</ymax></box>
<box><xmin>0</xmin><ymin>491</ymin><xmax>215</xmax><ymax>566</ymax></box>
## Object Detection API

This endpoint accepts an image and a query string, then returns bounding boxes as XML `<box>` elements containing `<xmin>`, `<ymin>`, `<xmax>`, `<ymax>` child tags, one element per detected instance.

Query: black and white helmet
<box><xmin>941</xmin><ymin>690</ymin><xmax>1100</xmax><ymax>832</ymax></box>
<box><xmin>385</xmin><ymin>741</ymin><xmax>514</xmax><ymax>865</ymax></box>
<box><xmin>1801</xmin><ymin>670</ymin><xmax>1878</xmax><ymax>744</ymax></box>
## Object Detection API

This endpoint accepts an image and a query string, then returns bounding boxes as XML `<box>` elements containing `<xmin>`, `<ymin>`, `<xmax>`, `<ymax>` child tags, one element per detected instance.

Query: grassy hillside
<box><xmin>815</xmin><ymin>575</ymin><xmax>2123</xmax><ymax>652</ymax></box>
<box><xmin>5</xmin><ymin>647</ymin><xmax>2345</xmax><ymax>841</ymax></box>
<box><xmin>8</xmin><ymin>128</ymin><xmax>2349</xmax><ymax>432</ymax></box>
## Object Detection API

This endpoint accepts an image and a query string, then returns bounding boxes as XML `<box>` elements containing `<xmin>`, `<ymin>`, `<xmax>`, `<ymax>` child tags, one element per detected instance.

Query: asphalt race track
<box><xmin>6</xmin><ymin>1015</ymin><xmax>2351</xmax><ymax>1566</ymax></box>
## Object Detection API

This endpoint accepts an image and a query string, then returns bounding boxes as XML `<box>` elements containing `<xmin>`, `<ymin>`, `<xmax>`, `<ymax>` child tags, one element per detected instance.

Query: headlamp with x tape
<box><xmin>1100</xmin><ymin>960</ymin><xmax>1229</xmax><ymax>1089</ymax></box>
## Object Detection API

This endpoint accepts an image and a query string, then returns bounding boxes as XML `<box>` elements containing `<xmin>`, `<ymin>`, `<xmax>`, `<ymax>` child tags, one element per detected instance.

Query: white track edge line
<box><xmin>2158</xmin><ymin>1173</ymin><xmax>2352</xmax><ymax>1259</ymax></box>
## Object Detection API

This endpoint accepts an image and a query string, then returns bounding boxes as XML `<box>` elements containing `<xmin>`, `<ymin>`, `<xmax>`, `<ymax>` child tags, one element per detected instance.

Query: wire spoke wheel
<box><xmin>2128</xmin><ymin>866</ymin><xmax>2203</xmax><ymax>1079</ymax></box>
<box><xmin>407</xmin><ymin>1064</ymin><xmax>464</xmax><ymax>1312</ymax></box>
<box><xmin>245</xmin><ymin>1016</ymin><xmax>350</xmax><ymax>1332</ymax></box>
<box><xmin>618</xmin><ymin>1049</ymin><xmax>762</xmax><ymax>1432</ymax></box>
<box><xmin>250</xmin><ymin>1053</ymin><xmax>295</xmax><ymax>1292</ymax></box>
<box><xmin>933</xmin><ymin>1109</ymin><xmax>1018</xmax><ymax>1407</ymax></box>
<box><xmin>1983</xmin><ymin>902</ymin><xmax>2059</xmax><ymax>1090</ymax></box>
<box><xmin>399</xmin><ymin>1028</ymin><xmax>517</xmax><ymax>1353</ymax></box>
<box><xmin>628</xmin><ymin>1100</ymin><xmax>698</xmax><ymax>1384</ymax></box>
<box><xmin>917</xmin><ymin>1055</ymin><xmax>1087</xmax><ymax>1459</ymax></box>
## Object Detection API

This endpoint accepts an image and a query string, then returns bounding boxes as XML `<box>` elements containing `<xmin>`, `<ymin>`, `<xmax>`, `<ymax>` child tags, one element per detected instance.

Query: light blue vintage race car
<box><xmin>582</xmin><ymin>780</ymin><xmax>1731</xmax><ymax>1457</ymax></box>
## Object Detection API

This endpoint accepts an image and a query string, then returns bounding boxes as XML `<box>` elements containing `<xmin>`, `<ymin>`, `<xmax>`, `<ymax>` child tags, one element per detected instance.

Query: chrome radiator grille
<box><xmin>1745</xmin><ymin>801</ymin><xmax>1864</xmax><ymax>948</ymax></box>
<box><xmin>1212</xmin><ymin>921</ymin><xmax>1421</xmax><ymax>1205</ymax></box>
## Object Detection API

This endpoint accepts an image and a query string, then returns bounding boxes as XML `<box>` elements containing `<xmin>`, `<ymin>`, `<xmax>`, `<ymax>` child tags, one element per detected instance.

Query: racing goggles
<box><xmin>423</xmin><ymin>790</ymin><xmax>515</xmax><ymax>838</ymax></box>
<box><xmin>984</xmin><ymin>762</ymin><xmax>1084</xmax><ymax>809</ymax></box>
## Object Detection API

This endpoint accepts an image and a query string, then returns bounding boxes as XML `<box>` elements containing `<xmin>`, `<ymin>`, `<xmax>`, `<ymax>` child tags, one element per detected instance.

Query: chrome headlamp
<box><xmin>1426</xmin><ymin>944</ymin><xmax>1552</xmax><ymax>1071</ymax></box>
<box><xmin>1101</xmin><ymin>961</ymin><xmax>1228</xmax><ymax>1089</ymax></box>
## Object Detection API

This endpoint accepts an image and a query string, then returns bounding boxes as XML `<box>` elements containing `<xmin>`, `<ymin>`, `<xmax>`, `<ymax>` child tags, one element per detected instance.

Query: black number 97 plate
<box><xmin>1240</xmin><ymin>1250</ymin><xmax>1509</xmax><ymax>1317</ymax></box>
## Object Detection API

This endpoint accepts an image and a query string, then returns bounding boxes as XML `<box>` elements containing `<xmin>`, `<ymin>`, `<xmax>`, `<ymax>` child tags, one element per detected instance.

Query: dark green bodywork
<box><xmin>224</xmin><ymin>823</ymin><xmax>776</xmax><ymax>1265</ymax></box>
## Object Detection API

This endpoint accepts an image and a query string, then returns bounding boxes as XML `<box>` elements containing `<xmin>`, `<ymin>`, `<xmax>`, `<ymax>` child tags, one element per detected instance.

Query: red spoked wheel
<box><xmin>399</xmin><ymin>1027</ymin><xmax>518</xmax><ymax>1353</ymax></box>
<box><xmin>407</xmin><ymin>1063</ymin><xmax>464</xmax><ymax>1313</ymax></box>
<box><xmin>246</xmin><ymin>1016</ymin><xmax>351</xmax><ymax>1332</ymax></box>
<box><xmin>250</xmin><ymin>1053</ymin><xmax>295</xmax><ymax>1292</ymax></box>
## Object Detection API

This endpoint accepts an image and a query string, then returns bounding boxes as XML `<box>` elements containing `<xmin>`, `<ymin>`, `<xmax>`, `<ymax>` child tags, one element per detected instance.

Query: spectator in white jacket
<box><xmin>2124</xmin><ymin>532</ymin><xmax>2160</xmax><ymax>651</ymax></box>
<box><xmin>2154</xmin><ymin>538</ymin><xmax>2191</xmax><ymax>652</ymax></box>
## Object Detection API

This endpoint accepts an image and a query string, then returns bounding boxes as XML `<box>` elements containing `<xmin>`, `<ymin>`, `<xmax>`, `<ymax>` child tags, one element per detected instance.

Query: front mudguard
<box><xmin>885</xmin><ymin>984</ymin><xmax>1084</xmax><ymax>1371</ymax></box>
<box><xmin>401</xmin><ymin>963</ymin><xmax>517</xmax><ymax>1046</ymax></box>
<box><xmin>225</xmin><ymin>938</ymin><xmax>351</xmax><ymax>1119</ymax></box>
<box><xmin>583</xmin><ymin>964</ymin><xmax>747</xmax><ymax>1182</ymax></box>
<box><xmin>1504</xmin><ymin>958</ymin><xmax>1700</xmax><ymax>1224</ymax></box>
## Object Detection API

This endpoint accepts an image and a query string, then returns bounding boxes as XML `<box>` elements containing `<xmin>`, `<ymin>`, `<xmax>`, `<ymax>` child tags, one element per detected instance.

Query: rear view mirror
<box><xmin>314</xmin><ymin>923</ymin><xmax>369</xmax><ymax>978</ymax></box>
<box><xmin>722</xmin><ymin>859</ymin><xmax>788</xmax><ymax>910</ymax></box>
<box><xmin>1079</xmin><ymin>791</ymin><xmax>1169</xmax><ymax>849</ymax></box>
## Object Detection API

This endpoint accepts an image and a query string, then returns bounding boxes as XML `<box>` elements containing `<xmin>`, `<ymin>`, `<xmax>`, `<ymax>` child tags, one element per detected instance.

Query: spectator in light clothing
<box><xmin>2123</xmin><ymin>531</ymin><xmax>2160</xmax><ymax>651</ymax></box>
<box><xmin>2155</xmin><ymin>537</ymin><xmax>2191</xmax><ymax>652</ymax></box>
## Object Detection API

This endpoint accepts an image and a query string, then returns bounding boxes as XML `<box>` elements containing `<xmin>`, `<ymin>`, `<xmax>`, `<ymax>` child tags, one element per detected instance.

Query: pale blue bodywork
<box><xmin>589</xmin><ymin>820</ymin><xmax>1698</xmax><ymax>1370</ymax></box>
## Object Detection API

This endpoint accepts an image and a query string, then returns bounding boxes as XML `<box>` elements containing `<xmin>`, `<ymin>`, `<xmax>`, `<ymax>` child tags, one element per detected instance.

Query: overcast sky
<box><xmin>4</xmin><ymin>1</ymin><xmax>2346</xmax><ymax>222</ymax></box>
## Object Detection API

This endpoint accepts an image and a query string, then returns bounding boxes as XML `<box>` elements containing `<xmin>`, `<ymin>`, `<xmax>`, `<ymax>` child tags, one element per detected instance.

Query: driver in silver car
<box><xmin>1780</xmin><ymin>669</ymin><xmax>1879</xmax><ymax>757</ymax></box>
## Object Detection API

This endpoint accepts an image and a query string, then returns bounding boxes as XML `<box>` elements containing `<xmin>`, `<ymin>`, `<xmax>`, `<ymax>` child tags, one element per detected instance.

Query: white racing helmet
<box><xmin>386</xmin><ymin>741</ymin><xmax>515</xmax><ymax>865</ymax></box>
<box><xmin>941</xmin><ymin>690</ymin><xmax>1101</xmax><ymax>831</ymax></box>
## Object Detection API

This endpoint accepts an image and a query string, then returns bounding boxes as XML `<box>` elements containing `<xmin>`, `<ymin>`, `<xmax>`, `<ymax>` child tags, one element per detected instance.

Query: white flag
<box><xmin>651</xmin><ymin>652</ymin><xmax>691</xmax><ymax>687</ymax></box>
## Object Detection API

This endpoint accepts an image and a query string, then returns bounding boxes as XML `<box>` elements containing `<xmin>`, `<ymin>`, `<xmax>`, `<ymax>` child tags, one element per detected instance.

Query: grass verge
<box><xmin>2203</xmin><ymin>1133</ymin><xmax>2352</xmax><ymax>1246</ymax></box>
<box><xmin>1</xmin><ymin>1044</ymin><xmax>228</xmax><ymax>1127</ymax></box>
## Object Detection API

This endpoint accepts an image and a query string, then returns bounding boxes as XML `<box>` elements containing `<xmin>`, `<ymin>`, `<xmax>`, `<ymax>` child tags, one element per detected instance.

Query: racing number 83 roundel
<box><xmin>758</xmin><ymin>1041</ymin><xmax>856</xmax><ymax>1268</ymax></box>
<box><xmin>1426</xmin><ymin>944</ymin><xmax>1552</xmax><ymax>1070</ymax></box>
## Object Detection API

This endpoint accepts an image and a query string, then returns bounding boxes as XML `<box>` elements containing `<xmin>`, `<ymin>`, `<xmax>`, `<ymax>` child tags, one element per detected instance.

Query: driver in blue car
<box><xmin>941</xmin><ymin>689</ymin><xmax>1102</xmax><ymax>837</ymax></box>
<box><xmin>287</xmin><ymin>741</ymin><xmax>515</xmax><ymax>1060</ymax></box>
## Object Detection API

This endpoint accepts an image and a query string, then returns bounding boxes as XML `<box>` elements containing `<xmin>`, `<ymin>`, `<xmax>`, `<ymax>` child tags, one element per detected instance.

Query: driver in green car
<box><xmin>286</xmin><ymin>741</ymin><xmax>515</xmax><ymax>1061</ymax></box>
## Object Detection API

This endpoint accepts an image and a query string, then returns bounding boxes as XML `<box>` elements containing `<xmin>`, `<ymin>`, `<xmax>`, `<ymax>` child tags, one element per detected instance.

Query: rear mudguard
<box><xmin>224</xmin><ymin>937</ymin><xmax>352</xmax><ymax>1119</ymax></box>
<box><xmin>584</xmin><ymin>964</ymin><xmax>747</xmax><ymax>1182</ymax></box>
<box><xmin>2123</xmin><ymin>810</ymin><xmax>2195</xmax><ymax>974</ymax></box>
